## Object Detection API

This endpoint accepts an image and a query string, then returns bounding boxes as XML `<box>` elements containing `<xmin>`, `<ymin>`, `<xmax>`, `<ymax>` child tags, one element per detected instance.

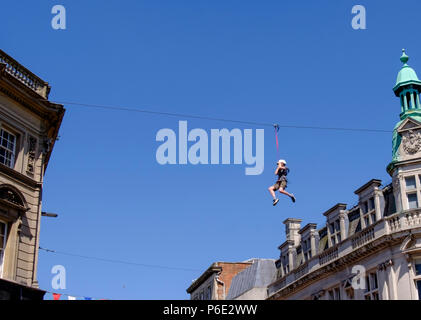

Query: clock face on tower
<box><xmin>402</xmin><ymin>129</ymin><xmax>421</xmax><ymax>155</ymax></box>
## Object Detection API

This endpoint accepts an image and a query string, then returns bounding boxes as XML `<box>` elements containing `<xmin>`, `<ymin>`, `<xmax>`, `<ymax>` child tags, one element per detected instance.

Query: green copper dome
<box><xmin>393</xmin><ymin>49</ymin><xmax>421</xmax><ymax>95</ymax></box>
<box><xmin>388</xmin><ymin>49</ymin><xmax>421</xmax><ymax>175</ymax></box>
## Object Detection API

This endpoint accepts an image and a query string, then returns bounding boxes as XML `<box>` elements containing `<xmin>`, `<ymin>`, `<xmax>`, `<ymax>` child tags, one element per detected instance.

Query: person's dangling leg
<box><xmin>268</xmin><ymin>186</ymin><xmax>276</xmax><ymax>199</ymax></box>
<box><xmin>279</xmin><ymin>181</ymin><xmax>296</xmax><ymax>203</ymax></box>
<box><xmin>268</xmin><ymin>184</ymin><xmax>279</xmax><ymax>206</ymax></box>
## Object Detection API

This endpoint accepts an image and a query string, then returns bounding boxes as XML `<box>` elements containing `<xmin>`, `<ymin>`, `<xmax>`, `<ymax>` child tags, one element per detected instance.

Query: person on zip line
<box><xmin>268</xmin><ymin>159</ymin><xmax>296</xmax><ymax>206</ymax></box>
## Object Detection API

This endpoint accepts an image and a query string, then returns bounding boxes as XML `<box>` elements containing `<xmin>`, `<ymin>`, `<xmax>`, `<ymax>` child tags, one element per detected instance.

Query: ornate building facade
<box><xmin>0</xmin><ymin>50</ymin><xmax>64</xmax><ymax>299</ymax></box>
<box><xmin>267</xmin><ymin>50</ymin><xmax>421</xmax><ymax>300</ymax></box>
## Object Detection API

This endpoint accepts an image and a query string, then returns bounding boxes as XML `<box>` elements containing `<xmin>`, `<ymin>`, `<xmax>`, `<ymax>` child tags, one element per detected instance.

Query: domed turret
<box><xmin>388</xmin><ymin>49</ymin><xmax>421</xmax><ymax>174</ymax></box>
<box><xmin>393</xmin><ymin>49</ymin><xmax>421</xmax><ymax>119</ymax></box>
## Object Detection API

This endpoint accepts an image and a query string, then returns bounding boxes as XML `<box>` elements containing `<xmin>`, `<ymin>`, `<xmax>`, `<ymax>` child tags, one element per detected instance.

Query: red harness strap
<box><xmin>274</xmin><ymin>124</ymin><xmax>280</xmax><ymax>158</ymax></box>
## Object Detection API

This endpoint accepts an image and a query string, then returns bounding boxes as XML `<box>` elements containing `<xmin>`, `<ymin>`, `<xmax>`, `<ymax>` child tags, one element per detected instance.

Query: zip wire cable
<box><xmin>39</xmin><ymin>247</ymin><xmax>202</xmax><ymax>272</ymax></box>
<box><xmin>47</xmin><ymin>100</ymin><xmax>392</xmax><ymax>133</ymax></box>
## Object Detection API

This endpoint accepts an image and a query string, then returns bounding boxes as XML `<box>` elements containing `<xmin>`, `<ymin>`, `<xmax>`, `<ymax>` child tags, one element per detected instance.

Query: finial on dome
<box><xmin>401</xmin><ymin>49</ymin><xmax>409</xmax><ymax>65</ymax></box>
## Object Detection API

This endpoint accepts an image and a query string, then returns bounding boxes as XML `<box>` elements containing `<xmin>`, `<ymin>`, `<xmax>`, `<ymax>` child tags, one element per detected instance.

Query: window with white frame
<box><xmin>413</xmin><ymin>258</ymin><xmax>421</xmax><ymax>300</ymax></box>
<box><xmin>0</xmin><ymin>221</ymin><xmax>7</xmax><ymax>278</ymax></box>
<box><xmin>361</xmin><ymin>197</ymin><xmax>376</xmax><ymax>227</ymax></box>
<box><xmin>329</xmin><ymin>219</ymin><xmax>341</xmax><ymax>246</ymax></box>
<box><xmin>369</xmin><ymin>197</ymin><xmax>376</xmax><ymax>223</ymax></box>
<box><xmin>364</xmin><ymin>271</ymin><xmax>379</xmax><ymax>300</ymax></box>
<box><xmin>282</xmin><ymin>254</ymin><xmax>289</xmax><ymax>275</ymax></box>
<box><xmin>405</xmin><ymin>176</ymin><xmax>419</xmax><ymax>209</ymax></box>
<box><xmin>0</xmin><ymin>129</ymin><xmax>16</xmax><ymax>168</ymax></box>
<box><xmin>302</xmin><ymin>238</ymin><xmax>312</xmax><ymax>261</ymax></box>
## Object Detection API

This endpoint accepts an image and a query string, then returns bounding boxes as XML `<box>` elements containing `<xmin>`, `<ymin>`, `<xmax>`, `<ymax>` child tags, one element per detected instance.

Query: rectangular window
<box><xmin>415</xmin><ymin>259</ymin><xmax>421</xmax><ymax>276</ymax></box>
<box><xmin>365</xmin><ymin>275</ymin><xmax>371</xmax><ymax>292</ymax></box>
<box><xmin>362</xmin><ymin>201</ymin><xmax>368</xmax><ymax>214</ymax></box>
<box><xmin>364</xmin><ymin>216</ymin><xmax>370</xmax><ymax>227</ymax></box>
<box><xmin>371</xmin><ymin>273</ymin><xmax>378</xmax><ymax>289</ymax></box>
<box><xmin>334</xmin><ymin>220</ymin><xmax>340</xmax><ymax>231</ymax></box>
<box><xmin>371</xmin><ymin>213</ymin><xmax>377</xmax><ymax>223</ymax></box>
<box><xmin>0</xmin><ymin>129</ymin><xmax>16</xmax><ymax>168</ymax></box>
<box><xmin>408</xmin><ymin>193</ymin><xmax>418</xmax><ymax>209</ymax></box>
<box><xmin>364</xmin><ymin>271</ymin><xmax>379</xmax><ymax>299</ymax></box>
<box><xmin>207</xmin><ymin>286</ymin><xmax>211</xmax><ymax>300</ymax></box>
<box><xmin>0</xmin><ymin>221</ymin><xmax>7</xmax><ymax>277</ymax></box>
<box><xmin>406</xmin><ymin>176</ymin><xmax>417</xmax><ymax>190</ymax></box>
<box><xmin>417</xmin><ymin>281</ymin><xmax>421</xmax><ymax>300</ymax></box>
<box><xmin>283</xmin><ymin>255</ymin><xmax>289</xmax><ymax>274</ymax></box>
<box><xmin>369</xmin><ymin>197</ymin><xmax>375</xmax><ymax>210</ymax></box>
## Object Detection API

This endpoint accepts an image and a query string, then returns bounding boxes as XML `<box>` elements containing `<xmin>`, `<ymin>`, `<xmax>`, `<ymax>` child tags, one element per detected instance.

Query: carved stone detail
<box><xmin>0</xmin><ymin>188</ymin><xmax>24</xmax><ymax>206</ymax></box>
<box><xmin>27</xmin><ymin>135</ymin><xmax>37</xmax><ymax>173</ymax></box>
<box><xmin>377</xmin><ymin>259</ymin><xmax>393</xmax><ymax>271</ymax></box>
<box><xmin>402</xmin><ymin>129</ymin><xmax>421</xmax><ymax>155</ymax></box>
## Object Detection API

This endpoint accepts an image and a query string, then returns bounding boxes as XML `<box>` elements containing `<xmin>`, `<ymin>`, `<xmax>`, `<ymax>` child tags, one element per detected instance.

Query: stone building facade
<box><xmin>267</xmin><ymin>50</ymin><xmax>421</xmax><ymax>300</ymax></box>
<box><xmin>0</xmin><ymin>49</ymin><xmax>64</xmax><ymax>299</ymax></box>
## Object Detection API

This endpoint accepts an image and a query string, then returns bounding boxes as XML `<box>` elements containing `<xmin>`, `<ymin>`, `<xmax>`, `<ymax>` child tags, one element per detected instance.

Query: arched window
<box><xmin>0</xmin><ymin>185</ymin><xmax>26</xmax><ymax>208</ymax></box>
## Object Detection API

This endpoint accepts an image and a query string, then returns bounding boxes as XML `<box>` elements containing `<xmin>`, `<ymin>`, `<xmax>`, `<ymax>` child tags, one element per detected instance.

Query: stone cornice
<box><xmin>354</xmin><ymin>179</ymin><xmax>382</xmax><ymax>195</ymax></box>
<box><xmin>298</xmin><ymin>223</ymin><xmax>318</xmax><ymax>235</ymax></box>
<box><xmin>278</xmin><ymin>240</ymin><xmax>295</xmax><ymax>251</ymax></box>
<box><xmin>323</xmin><ymin>203</ymin><xmax>347</xmax><ymax>217</ymax></box>
<box><xmin>0</xmin><ymin>163</ymin><xmax>41</xmax><ymax>190</ymax></box>
<box><xmin>0</xmin><ymin>68</ymin><xmax>65</xmax><ymax>170</ymax></box>
<box><xmin>186</xmin><ymin>264</ymin><xmax>222</xmax><ymax>293</ymax></box>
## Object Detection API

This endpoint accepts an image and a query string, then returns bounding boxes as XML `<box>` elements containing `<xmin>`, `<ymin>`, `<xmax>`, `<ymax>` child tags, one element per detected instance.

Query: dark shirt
<box><xmin>277</xmin><ymin>167</ymin><xmax>289</xmax><ymax>181</ymax></box>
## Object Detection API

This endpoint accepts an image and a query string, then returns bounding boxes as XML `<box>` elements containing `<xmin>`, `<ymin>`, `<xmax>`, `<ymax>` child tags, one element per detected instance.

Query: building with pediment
<box><xmin>266</xmin><ymin>50</ymin><xmax>421</xmax><ymax>300</ymax></box>
<box><xmin>0</xmin><ymin>50</ymin><xmax>64</xmax><ymax>300</ymax></box>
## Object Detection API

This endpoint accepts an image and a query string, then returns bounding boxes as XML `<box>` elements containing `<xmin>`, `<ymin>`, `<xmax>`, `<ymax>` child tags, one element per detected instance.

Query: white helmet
<box><xmin>278</xmin><ymin>159</ymin><xmax>287</xmax><ymax>165</ymax></box>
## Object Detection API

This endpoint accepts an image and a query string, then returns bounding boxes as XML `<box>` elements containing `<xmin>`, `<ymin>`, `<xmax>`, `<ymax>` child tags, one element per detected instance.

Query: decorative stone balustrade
<box><xmin>0</xmin><ymin>50</ymin><xmax>50</xmax><ymax>98</ymax></box>
<box><xmin>294</xmin><ymin>262</ymin><xmax>309</xmax><ymax>280</ymax></box>
<box><xmin>270</xmin><ymin>208</ymin><xmax>421</xmax><ymax>297</ymax></box>
<box><xmin>319</xmin><ymin>246</ymin><xmax>339</xmax><ymax>265</ymax></box>
<box><xmin>385</xmin><ymin>209</ymin><xmax>421</xmax><ymax>232</ymax></box>
<box><xmin>351</xmin><ymin>225</ymin><xmax>375</xmax><ymax>249</ymax></box>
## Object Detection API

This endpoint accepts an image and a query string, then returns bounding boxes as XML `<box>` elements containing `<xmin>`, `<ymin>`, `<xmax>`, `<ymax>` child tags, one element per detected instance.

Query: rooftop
<box><xmin>0</xmin><ymin>49</ymin><xmax>50</xmax><ymax>99</ymax></box>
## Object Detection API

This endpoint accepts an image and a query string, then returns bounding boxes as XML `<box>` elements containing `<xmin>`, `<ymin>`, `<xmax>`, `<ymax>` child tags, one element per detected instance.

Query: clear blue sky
<box><xmin>1</xmin><ymin>0</ymin><xmax>420</xmax><ymax>299</ymax></box>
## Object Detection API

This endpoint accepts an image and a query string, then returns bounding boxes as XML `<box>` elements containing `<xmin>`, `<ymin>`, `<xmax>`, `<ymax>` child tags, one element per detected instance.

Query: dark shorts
<box><xmin>273</xmin><ymin>179</ymin><xmax>287</xmax><ymax>191</ymax></box>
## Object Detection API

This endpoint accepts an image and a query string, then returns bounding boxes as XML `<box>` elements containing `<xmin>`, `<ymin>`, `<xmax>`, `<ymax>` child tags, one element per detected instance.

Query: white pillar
<box><xmin>310</xmin><ymin>231</ymin><xmax>317</xmax><ymax>258</ymax></box>
<box><xmin>339</xmin><ymin>211</ymin><xmax>347</xmax><ymax>241</ymax></box>
<box><xmin>375</xmin><ymin>189</ymin><xmax>382</xmax><ymax>221</ymax></box>
<box><xmin>387</xmin><ymin>264</ymin><xmax>398</xmax><ymax>300</ymax></box>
